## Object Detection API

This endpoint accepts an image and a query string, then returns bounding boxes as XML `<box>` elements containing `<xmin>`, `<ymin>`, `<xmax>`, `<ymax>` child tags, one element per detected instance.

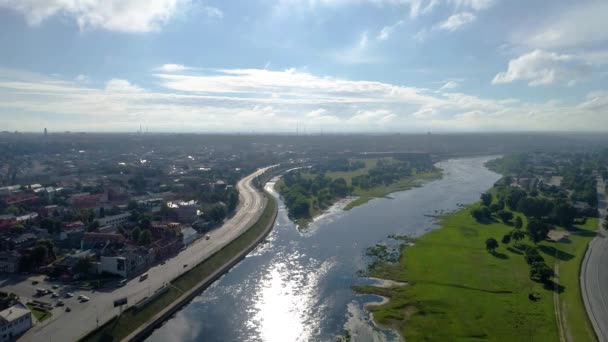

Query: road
<box><xmin>14</xmin><ymin>166</ymin><xmax>273</xmax><ymax>342</ymax></box>
<box><xmin>581</xmin><ymin>176</ymin><xmax>608</xmax><ymax>342</ymax></box>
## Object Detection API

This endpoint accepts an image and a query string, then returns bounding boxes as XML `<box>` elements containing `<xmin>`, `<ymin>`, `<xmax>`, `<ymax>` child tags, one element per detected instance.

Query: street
<box><xmin>12</xmin><ymin>166</ymin><xmax>273</xmax><ymax>342</ymax></box>
<box><xmin>581</xmin><ymin>177</ymin><xmax>608</xmax><ymax>342</ymax></box>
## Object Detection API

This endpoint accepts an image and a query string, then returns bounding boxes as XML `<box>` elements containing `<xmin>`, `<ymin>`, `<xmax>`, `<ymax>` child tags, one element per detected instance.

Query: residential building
<box><xmin>0</xmin><ymin>303</ymin><xmax>33</xmax><ymax>341</ymax></box>
<box><xmin>95</xmin><ymin>213</ymin><xmax>130</xmax><ymax>228</ymax></box>
<box><xmin>0</xmin><ymin>252</ymin><xmax>19</xmax><ymax>274</ymax></box>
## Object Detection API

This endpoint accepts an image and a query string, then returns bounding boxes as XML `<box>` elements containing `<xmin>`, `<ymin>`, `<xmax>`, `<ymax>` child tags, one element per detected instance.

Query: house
<box><xmin>0</xmin><ymin>252</ymin><xmax>19</xmax><ymax>274</ymax></box>
<box><xmin>15</xmin><ymin>213</ymin><xmax>38</xmax><ymax>223</ymax></box>
<box><xmin>95</xmin><ymin>213</ymin><xmax>130</xmax><ymax>228</ymax></box>
<box><xmin>69</xmin><ymin>193</ymin><xmax>106</xmax><ymax>209</ymax></box>
<box><xmin>99</xmin><ymin>247</ymin><xmax>154</xmax><ymax>277</ymax></box>
<box><xmin>82</xmin><ymin>233</ymin><xmax>125</xmax><ymax>249</ymax></box>
<box><xmin>0</xmin><ymin>216</ymin><xmax>16</xmax><ymax>231</ymax></box>
<box><xmin>0</xmin><ymin>303</ymin><xmax>33</xmax><ymax>341</ymax></box>
<box><xmin>5</xmin><ymin>194</ymin><xmax>37</xmax><ymax>206</ymax></box>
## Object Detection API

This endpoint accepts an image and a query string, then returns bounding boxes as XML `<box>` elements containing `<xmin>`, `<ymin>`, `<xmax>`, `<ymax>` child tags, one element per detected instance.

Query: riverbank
<box><xmin>80</xmin><ymin>194</ymin><xmax>278</xmax><ymax>342</ymax></box>
<box><xmin>277</xmin><ymin>167</ymin><xmax>442</xmax><ymax>227</ymax></box>
<box><xmin>354</xmin><ymin>206</ymin><xmax>597</xmax><ymax>341</ymax></box>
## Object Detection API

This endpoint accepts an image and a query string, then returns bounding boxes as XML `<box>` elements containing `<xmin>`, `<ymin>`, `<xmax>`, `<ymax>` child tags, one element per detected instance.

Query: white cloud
<box><xmin>105</xmin><ymin>79</ymin><xmax>143</xmax><ymax>92</ymax></box>
<box><xmin>437</xmin><ymin>12</ymin><xmax>475</xmax><ymax>31</ymax></box>
<box><xmin>202</xmin><ymin>6</ymin><xmax>223</xmax><ymax>19</ymax></box>
<box><xmin>358</xmin><ymin>31</ymin><xmax>369</xmax><ymax>49</ymax></box>
<box><xmin>156</xmin><ymin>64</ymin><xmax>191</xmax><ymax>72</ymax></box>
<box><xmin>447</xmin><ymin>0</ymin><xmax>493</xmax><ymax>11</ymax></box>
<box><xmin>439</xmin><ymin>80</ymin><xmax>459</xmax><ymax>90</ymax></box>
<box><xmin>1</xmin><ymin>67</ymin><xmax>607</xmax><ymax>132</ymax></box>
<box><xmin>517</xmin><ymin>1</ymin><xmax>608</xmax><ymax>50</ymax></box>
<box><xmin>0</xmin><ymin>0</ymin><xmax>188</xmax><ymax>32</ymax></box>
<box><xmin>75</xmin><ymin>74</ymin><xmax>88</xmax><ymax>82</ymax></box>
<box><xmin>492</xmin><ymin>49</ymin><xmax>591</xmax><ymax>87</ymax></box>
<box><xmin>377</xmin><ymin>20</ymin><xmax>404</xmax><ymax>41</ymax></box>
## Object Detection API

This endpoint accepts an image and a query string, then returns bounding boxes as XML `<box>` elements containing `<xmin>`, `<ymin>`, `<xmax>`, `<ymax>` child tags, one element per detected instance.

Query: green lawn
<box><xmin>26</xmin><ymin>304</ymin><xmax>52</xmax><ymax>322</ymax></box>
<box><xmin>554</xmin><ymin>218</ymin><xmax>597</xmax><ymax>342</ymax></box>
<box><xmin>80</xmin><ymin>196</ymin><xmax>277</xmax><ymax>342</ymax></box>
<box><xmin>355</xmin><ymin>207</ymin><xmax>597</xmax><ymax>342</ymax></box>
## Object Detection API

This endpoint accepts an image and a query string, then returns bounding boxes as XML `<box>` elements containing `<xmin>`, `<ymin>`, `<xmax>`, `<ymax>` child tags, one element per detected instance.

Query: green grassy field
<box><xmin>26</xmin><ymin>303</ymin><xmax>52</xmax><ymax>322</ymax></box>
<box><xmin>80</xmin><ymin>196</ymin><xmax>277</xmax><ymax>342</ymax></box>
<box><xmin>354</xmin><ymin>206</ymin><xmax>597</xmax><ymax>342</ymax></box>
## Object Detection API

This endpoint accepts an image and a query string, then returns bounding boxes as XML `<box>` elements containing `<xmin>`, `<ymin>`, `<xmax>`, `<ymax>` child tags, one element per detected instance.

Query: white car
<box><xmin>65</xmin><ymin>292</ymin><xmax>74</xmax><ymax>298</ymax></box>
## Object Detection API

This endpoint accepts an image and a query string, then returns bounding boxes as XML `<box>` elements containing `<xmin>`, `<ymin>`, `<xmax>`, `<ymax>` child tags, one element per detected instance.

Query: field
<box><xmin>355</xmin><ymin>206</ymin><xmax>597</xmax><ymax>341</ymax></box>
<box><xmin>26</xmin><ymin>303</ymin><xmax>52</xmax><ymax>322</ymax></box>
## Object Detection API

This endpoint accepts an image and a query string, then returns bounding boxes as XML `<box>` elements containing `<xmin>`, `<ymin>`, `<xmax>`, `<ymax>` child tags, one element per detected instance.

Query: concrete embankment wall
<box><xmin>123</xmin><ymin>194</ymin><xmax>278</xmax><ymax>342</ymax></box>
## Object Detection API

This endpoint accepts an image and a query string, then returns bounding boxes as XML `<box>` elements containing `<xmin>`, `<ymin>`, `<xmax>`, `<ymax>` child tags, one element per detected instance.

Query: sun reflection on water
<box><xmin>247</xmin><ymin>253</ymin><xmax>335</xmax><ymax>342</ymax></box>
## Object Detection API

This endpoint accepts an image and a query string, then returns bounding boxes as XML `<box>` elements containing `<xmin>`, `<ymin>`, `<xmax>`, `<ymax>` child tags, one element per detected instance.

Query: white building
<box><xmin>0</xmin><ymin>303</ymin><xmax>33</xmax><ymax>341</ymax></box>
<box><xmin>95</xmin><ymin>212</ymin><xmax>130</xmax><ymax>228</ymax></box>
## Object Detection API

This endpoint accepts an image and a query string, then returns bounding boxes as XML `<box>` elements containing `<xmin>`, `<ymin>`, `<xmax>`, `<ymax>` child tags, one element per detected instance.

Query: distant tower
<box><xmin>44</xmin><ymin>128</ymin><xmax>47</xmax><ymax>136</ymax></box>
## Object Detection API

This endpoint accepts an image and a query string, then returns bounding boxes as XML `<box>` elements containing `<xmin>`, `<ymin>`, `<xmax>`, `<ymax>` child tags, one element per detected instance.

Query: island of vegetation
<box><xmin>276</xmin><ymin>153</ymin><xmax>441</xmax><ymax>226</ymax></box>
<box><xmin>355</xmin><ymin>151</ymin><xmax>606</xmax><ymax>341</ymax></box>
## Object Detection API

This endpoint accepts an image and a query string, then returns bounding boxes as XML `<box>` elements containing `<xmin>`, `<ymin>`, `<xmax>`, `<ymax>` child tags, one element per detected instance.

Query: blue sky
<box><xmin>0</xmin><ymin>0</ymin><xmax>606</xmax><ymax>132</ymax></box>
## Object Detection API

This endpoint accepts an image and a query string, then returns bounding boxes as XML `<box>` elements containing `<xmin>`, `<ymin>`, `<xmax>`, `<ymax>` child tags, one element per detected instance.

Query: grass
<box><xmin>80</xmin><ymin>196</ymin><xmax>277</xmax><ymax>342</ymax></box>
<box><xmin>26</xmin><ymin>303</ymin><xmax>52</xmax><ymax>322</ymax></box>
<box><xmin>354</xmin><ymin>206</ymin><xmax>598</xmax><ymax>342</ymax></box>
<box><xmin>554</xmin><ymin>218</ymin><xmax>597</xmax><ymax>342</ymax></box>
<box><xmin>344</xmin><ymin>170</ymin><xmax>441</xmax><ymax>210</ymax></box>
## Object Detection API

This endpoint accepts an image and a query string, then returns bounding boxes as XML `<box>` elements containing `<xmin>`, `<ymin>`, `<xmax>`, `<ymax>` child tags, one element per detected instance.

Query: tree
<box><xmin>551</xmin><ymin>201</ymin><xmax>576</xmax><ymax>227</ymax></box>
<box><xmin>330</xmin><ymin>178</ymin><xmax>349</xmax><ymax>197</ymax></box>
<box><xmin>511</xmin><ymin>230</ymin><xmax>526</xmax><ymax>244</ymax></box>
<box><xmin>9</xmin><ymin>224</ymin><xmax>25</xmax><ymax>235</ymax></box>
<box><xmin>501</xmin><ymin>233</ymin><xmax>512</xmax><ymax>244</ymax></box>
<box><xmin>31</xmin><ymin>245</ymin><xmax>48</xmax><ymax>267</ymax></box>
<box><xmin>138</xmin><ymin>229</ymin><xmax>152</xmax><ymax>246</ymax></box>
<box><xmin>485</xmin><ymin>238</ymin><xmax>499</xmax><ymax>253</ymax></box>
<box><xmin>497</xmin><ymin>210</ymin><xmax>513</xmax><ymax>224</ymax></box>
<box><xmin>471</xmin><ymin>207</ymin><xmax>491</xmax><ymax>222</ymax></box>
<box><xmin>530</xmin><ymin>262</ymin><xmax>553</xmax><ymax>283</ymax></box>
<box><xmin>87</xmin><ymin>220</ymin><xmax>100</xmax><ymax>232</ymax></box>
<box><xmin>75</xmin><ymin>257</ymin><xmax>92</xmax><ymax>274</ymax></box>
<box><xmin>480</xmin><ymin>192</ymin><xmax>492</xmax><ymax>207</ymax></box>
<box><xmin>527</xmin><ymin>219</ymin><xmax>550</xmax><ymax>244</ymax></box>
<box><xmin>131</xmin><ymin>227</ymin><xmax>141</xmax><ymax>242</ymax></box>
<box><xmin>514</xmin><ymin>216</ymin><xmax>523</xmax><ymax>229</ymax></box>
<box><xmin>506</xmin><ymin>189</ymin><xmax>527</xmax><ymax>210</ymax></box>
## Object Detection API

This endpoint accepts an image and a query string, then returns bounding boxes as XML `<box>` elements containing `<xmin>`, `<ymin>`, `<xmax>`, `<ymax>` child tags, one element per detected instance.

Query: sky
<box><xmin>0</xmin><ymin>0</ymin><xmax>607</xmax><ymax>133</ymax></box>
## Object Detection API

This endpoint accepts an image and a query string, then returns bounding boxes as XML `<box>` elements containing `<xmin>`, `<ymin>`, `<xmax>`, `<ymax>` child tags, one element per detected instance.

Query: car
<box><xmin>31</xmin><ymin>280</ymin><xmax>39</xmax><ymax>285</ymax></box>
<box><xmin>183</xmin><ymin>264</ymin><xmax>188</xmax><ymax>268</ymax></box>
<box><xmin>160</xmin><ymin>261</ymin><xmax>166</xmax><ymax>265</ymax></box>
<box><xmin>65</xmin><ymin>307</ymin><xmax>71</xmax><ymax>312</ymax></box>
<box><xmin>139</xmin><ymin>273</ymin><xmax>148</xmax><ymax>281</ymax></box>
<box><xmin>65</xmin><ymin>292</ymin><xmax>73</xmax><ymax>298</ymax></box>
<box><xmin>118</xmin><ymin>279</ymin><xmax>127</xmax><ymax>287</ymax></box>
<box><xmin>52</xmin><ymin>284</ymin><xmax>59</xmax><ymax>289</ymax></box>
<box><xmin>80</xmin><ymin>297</ymin><xmax>89</xmax><ymax>302</ymax></box>
<box><xmin>51</xmin><ymin>292</ymin><xmax>59</xmax><ymax>298</ymax></box>
<box><xmin>205</xmin><ymin>234</ymin><xmax>210</xmax><ymax>240</ymax></box>
<box><xmin>55</xmin><ymin>300</ymin><xmax>64</xmax><ymax>307</ymax></box>
<box><xmin>77</xmin><ymin>294</ymin><xmax>85</xmax><ymax>300</ymax></box>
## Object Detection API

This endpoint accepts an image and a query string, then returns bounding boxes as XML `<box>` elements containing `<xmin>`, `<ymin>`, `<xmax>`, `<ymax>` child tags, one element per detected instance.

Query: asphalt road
<box><xmin>15</xmin><ymin>166</ymin><xmax>273</xmax><ymax>342</ymax></box>
<box><xmin>581</xmin><ymin>177</ymin><xmax>608</xmax><ymax>342</ymax></box>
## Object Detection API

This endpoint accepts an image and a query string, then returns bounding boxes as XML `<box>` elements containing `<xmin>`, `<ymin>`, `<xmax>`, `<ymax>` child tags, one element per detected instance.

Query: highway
<box><xmin>581</xmin><ymin>176</ymin><xmax>608</xmax><ymax>342</ymax></box>
<box><xmin>16</xmin><ymin>166</ymin><xmax>273</xmax><ymax>342</ymax></box>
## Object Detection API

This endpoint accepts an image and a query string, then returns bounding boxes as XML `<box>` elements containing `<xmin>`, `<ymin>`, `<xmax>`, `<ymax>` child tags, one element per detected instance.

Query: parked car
<box><xmin>183</xmin><ymin>264</ymin><xmax>188</xmax><ymax>268</ymax></box>
<box><xmin>205</xmin><ymin>234</ymin><xmax>210</xmax><ymax>240</ymax></box>
<box><xmin>65</xmin><ymin>292</ymin><xmax>74</xmax><ymax>298</ymax></box>
<box><xmin>52</xmin><ymin>284</ymin><xmax>59</xmax><ymax>289</ymax></box>
<box><xmin>51</xmin><ymin>292</ymin><xmax>59</xmax><ymax>298</ymax></box>
<box><xmin>80</xmin><ymin>296</ymin><xmax>90</xmax><ymax>302</ymax></box>
<box><xmin>31</xmin><ymin>280</ymin><xmax>39</xmax><ymax>285</ymax></box>
<box><xmin>139</xmin><ymin>273</ymin><xmax>148</xmax><ymax>281</ymax></box>
<box><xmin>56</xmin><ymin>300</ymin><xmax>64</xmax><ymax>307</ymax></box>
<box><xmin>65</xmin><ymin>307</ymin><xmax>71</xmax><ymax>312</ymax></box>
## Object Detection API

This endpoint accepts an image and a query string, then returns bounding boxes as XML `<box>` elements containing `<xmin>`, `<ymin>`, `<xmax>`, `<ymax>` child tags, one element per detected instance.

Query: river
<box><xmin>146</xmin><ymin>156</ymin><xmax>501</xmax><ymax>342</ymax></box>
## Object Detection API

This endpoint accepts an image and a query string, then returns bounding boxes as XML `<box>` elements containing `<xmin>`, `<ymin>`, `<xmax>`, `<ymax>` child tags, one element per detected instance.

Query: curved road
<box><xmin>581</xmin><ymin>177</ymin><xmax>608</xmax><ymax>342</ymax></box>
<box><xmin>19</xmin><ymin>166</ymin><xmax>274</xmax><ymax>342</ymax></box>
